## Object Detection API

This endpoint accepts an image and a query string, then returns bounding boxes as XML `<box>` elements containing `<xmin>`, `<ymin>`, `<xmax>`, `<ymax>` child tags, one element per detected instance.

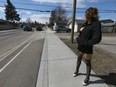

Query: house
<box><xmin>67</xmin><ymin>19</ymin><xmax>85</xmax><ymax>32</ymax></box>
<box><xmin>52</xmin><ymin>22</ymin><xmax>68</xmax><ymax>31</ymax></box>
<box><xmin>100</xmin><ymin>19</ymin><xmax>114</xmax><ymax>23</ymax></box>
<box><xmin>67</xmin><ymin>19</ymin><xmax>115</xmax><ymax>33</ymax></box>
<box><xmin>100</xmin><ymin>19</ymin><xmax>115</xmax><ymax>33</ymax></box>
<box><xmin>0</xmin><ymin>19</ymin><xmax>13</xmax><ymax>30</ymax></box>
<box><xmin>53</xmin><ymin>22</ymin><xmax>57</xmax><ymax>30</ymax></box>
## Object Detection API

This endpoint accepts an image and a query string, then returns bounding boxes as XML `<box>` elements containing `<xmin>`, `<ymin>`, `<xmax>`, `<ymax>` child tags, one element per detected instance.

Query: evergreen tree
<box><xmin>5</xmin><ymin>0</ymin><xmax>20</xmax><ymax>22</ymax></box>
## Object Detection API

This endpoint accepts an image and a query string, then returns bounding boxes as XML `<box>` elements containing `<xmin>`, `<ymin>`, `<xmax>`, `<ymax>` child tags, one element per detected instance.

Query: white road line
<box><xmin>0</xmin><ymin>30</ymin><xmax>16</xmax><ymax>32</ymax></box>
<box><xmin>0</xmin><ymin>34</ymin><xmax>35</xmax><ymax>62</ymax></box>
<box><xmin>0</xmin><ymin>42</ymin><xmax>32</xmax><ymax>73</ymax></box>
<box><xmin>0</xmin><ymin>46</ymin><xmax>19</xmax><ymax>62</ymax></box>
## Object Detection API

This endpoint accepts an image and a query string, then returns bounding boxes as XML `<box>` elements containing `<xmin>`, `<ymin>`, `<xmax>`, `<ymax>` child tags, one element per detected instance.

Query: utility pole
<box><xmin>114</xmin><ymin>21</ymin><xmax>116</xmax><ymax>33</ymax></box>
<box><xmin>71</xmin><ymin>0</ymin><xmax>77</xmax><ymax>43</ymax></box>
<box><xmin>112</xmin><ymin>11</ymin><xmax>116</xmax><ymax>33</ymax></box>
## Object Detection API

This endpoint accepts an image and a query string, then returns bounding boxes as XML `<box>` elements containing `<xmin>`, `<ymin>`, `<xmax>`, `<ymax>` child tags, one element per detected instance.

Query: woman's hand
<box><xmin>80</xmin><ymin>27</ymin><xmax>84</xmax><ymax>31</ymax></box>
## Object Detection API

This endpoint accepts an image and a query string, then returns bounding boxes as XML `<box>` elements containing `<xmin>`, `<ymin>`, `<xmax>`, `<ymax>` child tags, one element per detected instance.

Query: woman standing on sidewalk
<box><xmin>73</xmin><ymin>7</ymin><xmax>102</xmax><ymax>86</ymax></box>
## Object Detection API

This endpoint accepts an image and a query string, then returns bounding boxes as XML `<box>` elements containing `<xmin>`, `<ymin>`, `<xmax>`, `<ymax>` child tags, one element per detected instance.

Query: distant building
<box><xmin>67</xmin><ymin>19</ymin><xmax>85</xmax><ymax>32</ymax></box>
<box><xmin>100</xmin><ymin>19</ymin><xmax>115</xmax><ymax>33</ymax></box>
<box><xmin>53</xmin><ymin>22</ymin><xmax>56</xmax><ymax>30</ymax></box>
<box><xmin>67</xmin><ymin>19</ymin><xmax>115</xmax><ymax>33</ymax></box>
<box><xmin>0</xmin><ymin>19</ymin><xmax>13</xmax><ymax>30</ymax></box>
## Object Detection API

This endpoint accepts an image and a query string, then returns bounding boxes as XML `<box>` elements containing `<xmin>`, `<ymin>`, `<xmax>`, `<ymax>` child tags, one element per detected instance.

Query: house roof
<box><xmin>100</xmin><ymin>19</ymin><xmax>114</xmax><ymax>23</ymax></box>
<box><xmin>76</xmin><ymin>20</ymin><xmax>85</xmax><ymax>24</ymax></box>
<box><xmin>101</xmin><ymin>22</ymin><xmax>115</xmax><ymax>27</ymax></box>
<box><xmin>0</xmin><ymin>19</ymin><xmax>5</xmax><ymax>22</ymax></box>
<box><xmin>100</xmin><ymin>19</ymin><xmax>115</xmax><ymax>27</ymax></box>
<box><xmin>67</xmin><ymin>19</ymin><xmax>115</xmax><ymax>27</ymax></box>
<box><xmin>0</xmin><ymin>19</ymin><xmax>7</xmax><ymax>23</ymax></box>
<box><xmin>67</xmin><ymin>19</ymin><xmax>85</xmax><ymax>25</ymax></box>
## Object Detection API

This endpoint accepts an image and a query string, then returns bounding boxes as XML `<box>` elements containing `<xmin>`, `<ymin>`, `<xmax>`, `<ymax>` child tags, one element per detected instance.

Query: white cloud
<box><xmin>88</xmin><ymin>0</ymin><xmax>99</xmax><ymax>2</ymax></box>
<box><xmin>76</xmin><ymin>2</ymin><xmax>86</xmax><ymax>8</ymax></box>
<box><xmin>32</xmin><ymin>0</ymin><xmax>87</xmax><ymax>9</ymax></box>
<box><xmin>22</xmin><ymin>14</ymin><xmax>50</xmax><ymax>23</ymax></box>
<box><xmin>18</xmin><ymin>10</ymin><xmax>32</xmax><ymax>15</ymax></box>
<box><xmin>76</xmin><ymin>16</ymin><xmax>84</xmax><ymax>20</ymax></box>
<box><xmin>32</xmin><ymin>0</ymin><xmax>72</xmax><ymax>3</ymax></box>
<box><xmin>0</xmin><ymin>7</ymin><xmax>4</xmax><ymax>12</ymax></box>
<box><xmin>32</xmin><ymin>0</ymin><xmax>101</xmax><ymax>3</ymax></box>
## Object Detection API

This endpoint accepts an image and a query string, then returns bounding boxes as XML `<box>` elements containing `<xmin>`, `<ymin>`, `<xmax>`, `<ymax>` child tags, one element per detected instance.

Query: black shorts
<box><xmin>77</xmin><ymin>45</ymin><xmax>93</xmax><ymax>54</ymax></box>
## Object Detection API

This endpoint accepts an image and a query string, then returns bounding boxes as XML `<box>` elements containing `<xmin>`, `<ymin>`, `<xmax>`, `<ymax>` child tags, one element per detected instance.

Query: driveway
<box><xmin>96</xmin><ymin>36</ymin><xmax>116</xmax><ymax>55</ymax></box>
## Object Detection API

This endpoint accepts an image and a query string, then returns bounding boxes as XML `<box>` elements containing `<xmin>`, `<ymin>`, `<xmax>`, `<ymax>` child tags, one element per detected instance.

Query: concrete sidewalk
<box><xmin>36</xmin><ymin>29</ymin><xmax>108</xmax><ymax>87</ymax></box>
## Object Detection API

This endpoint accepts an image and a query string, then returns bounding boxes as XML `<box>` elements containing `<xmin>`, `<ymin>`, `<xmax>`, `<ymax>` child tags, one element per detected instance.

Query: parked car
<box><xmin>55</xmin><ymin>25</ymin><xmax>71</xmax><ymax>33</ymax></box>
<box><xmin>36</xmin><ymin>25</ymin><xmax>43</xmax><ymax>31</ymax></box>
<box><xmin>23</xmin><ymin>25</ymin><xmax>33</xmax><ymax>31</ymax></box>
<box><xmin>19</xmin><ymin>23</ymin><xmax>24</xmax><ymax>29</ymax></box>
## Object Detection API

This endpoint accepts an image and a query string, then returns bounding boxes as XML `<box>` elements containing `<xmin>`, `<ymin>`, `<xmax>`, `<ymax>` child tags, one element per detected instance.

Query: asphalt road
<box><xmin>0</xmin><ymin>29</ymin><xmax>46</xmax><ymax>87</ymax></box>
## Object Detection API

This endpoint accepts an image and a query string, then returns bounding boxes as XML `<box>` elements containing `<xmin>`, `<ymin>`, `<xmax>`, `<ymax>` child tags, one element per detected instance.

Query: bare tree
<box><xmin>26</xmin><ymin>18</ymin><xmax>32</xmax><ymax>24</ymax></box>
<box><xmin>49</xmin><ymin>6</ymin><xmax>69</xmax><ymax>26</ymax></box>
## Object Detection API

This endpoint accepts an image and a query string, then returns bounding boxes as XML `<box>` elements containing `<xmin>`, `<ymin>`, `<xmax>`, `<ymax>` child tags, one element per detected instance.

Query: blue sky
<box><xmin>0</xmin><ymin>0</ymin><xmax>116</xmax><ymax>23</ymax></box>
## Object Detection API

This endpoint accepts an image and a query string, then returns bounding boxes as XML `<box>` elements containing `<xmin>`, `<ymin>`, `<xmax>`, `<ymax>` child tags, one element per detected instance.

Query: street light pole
<box><xmin>71</xmin><ymin>0</ymin><xmax>77</xmax><ymax>43</ymax></box>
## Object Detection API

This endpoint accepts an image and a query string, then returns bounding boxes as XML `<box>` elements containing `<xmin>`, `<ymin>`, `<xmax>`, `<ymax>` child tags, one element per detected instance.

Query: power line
<box><xmin>0</xmin><ymin>1</ymin><xmax>116</xmax><ymax>13</ymax></box>
<box><xmin>0</xmin><ymin>5</ymin><xmax>116</xmax><ymax>13</ymax></box>
<box><xmin>0</xmin><ymin>5</ymin><xmax>51</xmax><ymax>12</ymax></box>
<box><xmin>0</xmin><ymin>1</ymin><xmax>70</xmax><ymax>8</ymax></box>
